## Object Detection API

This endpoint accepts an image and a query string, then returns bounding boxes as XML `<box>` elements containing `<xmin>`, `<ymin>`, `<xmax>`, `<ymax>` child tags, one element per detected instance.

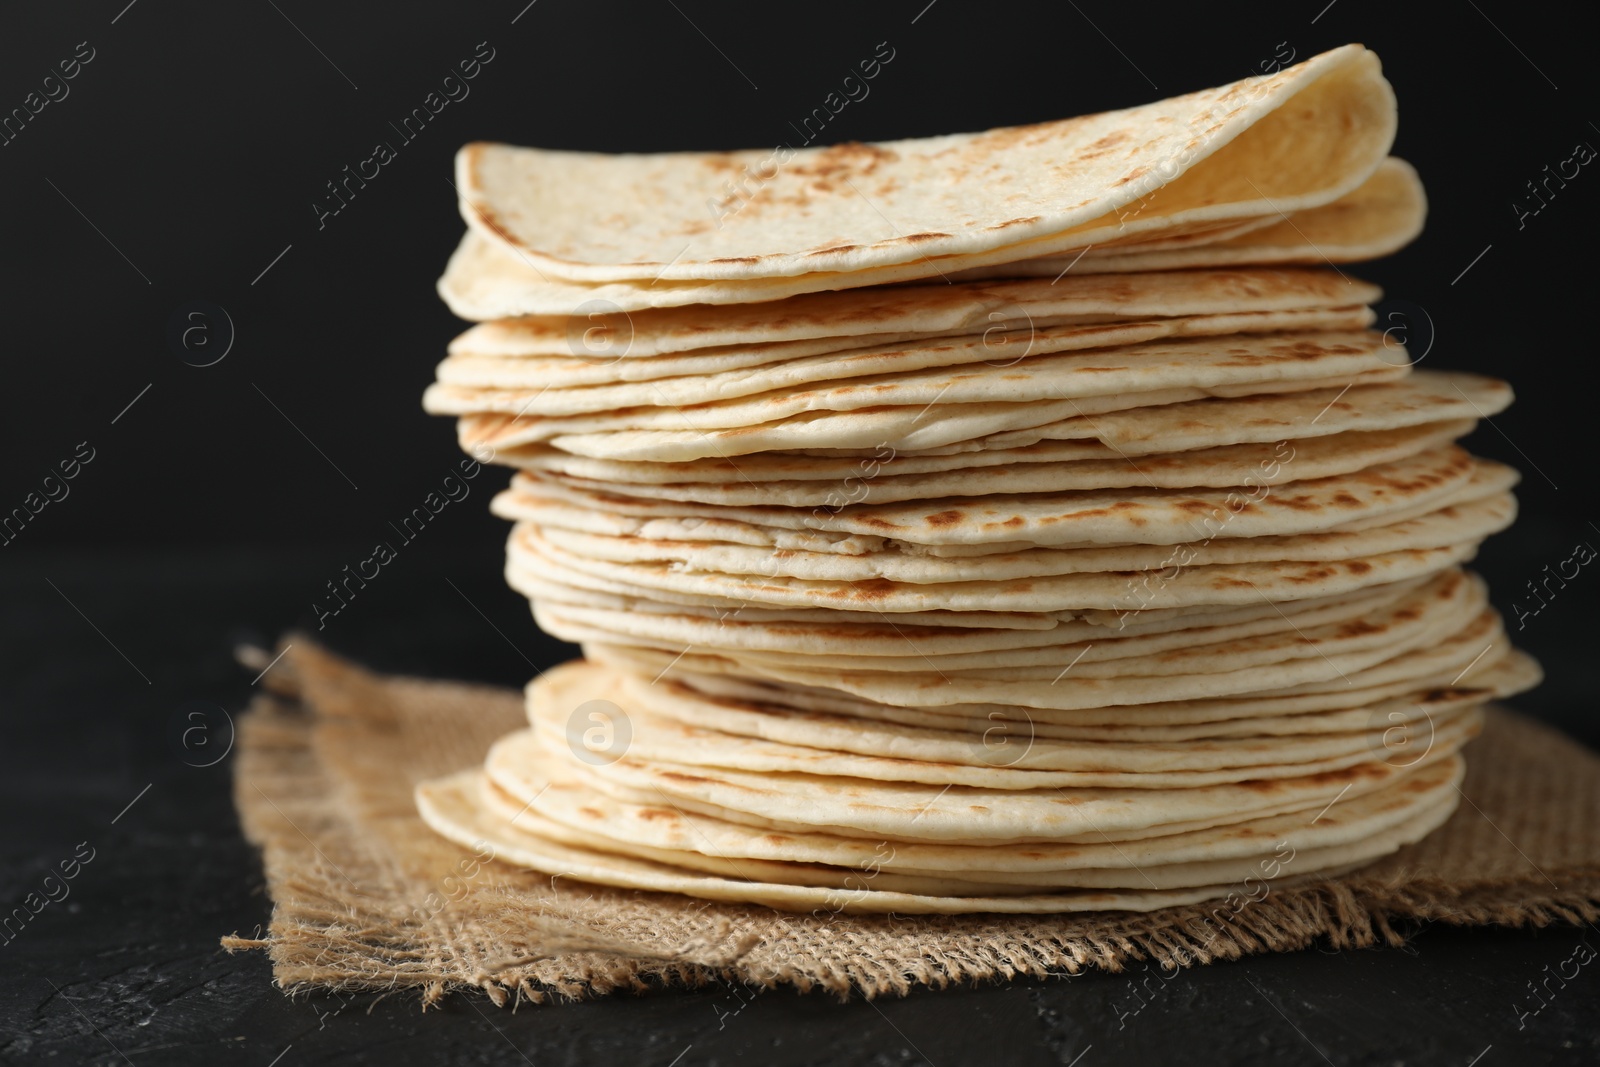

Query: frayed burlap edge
<box><xmin>222</xmin><ymin>637</ymin><xmax>1600</xmax><ymax>1006</ymax></box>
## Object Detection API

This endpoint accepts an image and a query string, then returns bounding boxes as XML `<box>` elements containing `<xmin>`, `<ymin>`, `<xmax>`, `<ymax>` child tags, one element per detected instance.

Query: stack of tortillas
<box><xmin>416</xmin><ymin>44</ymin><xmax>1540</xmax><ymax>915</ymax></box>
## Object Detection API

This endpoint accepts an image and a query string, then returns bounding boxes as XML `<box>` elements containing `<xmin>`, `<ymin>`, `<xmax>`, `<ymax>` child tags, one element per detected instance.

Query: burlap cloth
<box><xmin>222</xmin><ymin>637</ymin><xmax>1600</xmax><ymax>1005</ymax></box>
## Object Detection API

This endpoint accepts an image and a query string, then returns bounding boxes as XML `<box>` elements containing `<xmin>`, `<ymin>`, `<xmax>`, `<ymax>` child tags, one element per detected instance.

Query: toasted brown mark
<box><xmin>700</xmin><ymin>155</ymin><xmax>748</xmax><ymax>174</ymax></box>
<box><xmin>841</xmin><ymin>578</ymin><xmax>897</xmax><ymax>601</ymax></box>
<box><xmin>991</xmin><ymin>215</ymin><xmax>1042</xmax><ymax>230</ymax></box>
<box><xmin>1250</xmin><ymin>565</ymin><xmax>1338</xmax><ymax>587</ymax></box>
<box><xmin>925</xmin><ymin>510</ymin><xmax>965</xmax><ymax>527</ymax></box>
<box><xmin>1236</xmin><ymin>761</ymin><xmax>1391</xmax><ymax>794</ymax></box>
<box><xmin>1112</xmin><ymin>164</ymin><xmax>1152</xmax><ymax>186</ymax></box>
<box><xmin>785</xmin><ymin>141</ymin><xmax>901</xmax><ymax>190</ymax></box>
<box><xmin>802</xmin><ymin>243</ymin><xmax>863</xmax><ymax>258</ymax></box>
<box><xmin>1081</xmin><ymin>132</ymin><xmax>1131</xmax><ymax>157</ymax></box>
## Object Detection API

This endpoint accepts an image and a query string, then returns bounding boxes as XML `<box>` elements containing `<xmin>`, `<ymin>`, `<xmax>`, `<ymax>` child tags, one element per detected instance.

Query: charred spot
<box><xmin>925</xmin><ymin>510</ymin><xmax>965</xmax><ymax>527</ymax></box>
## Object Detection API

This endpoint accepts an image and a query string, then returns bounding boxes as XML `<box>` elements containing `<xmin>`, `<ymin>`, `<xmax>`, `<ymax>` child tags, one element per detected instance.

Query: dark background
<box><xmin>2</xmin><ymin>2</ymin><xmax>1596</xmax><ymax>1064</ymax></box>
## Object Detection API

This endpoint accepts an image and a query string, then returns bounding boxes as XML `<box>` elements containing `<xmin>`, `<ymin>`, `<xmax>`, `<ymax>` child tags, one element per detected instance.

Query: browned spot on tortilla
<box><xmin>1235</xmin><ymin>761</ymin><xmax>1390</xmax><ymax>793</ymax></box>
<box><xmin>1080</xmin><ymin>131</ymin><xmax>1131</xmax><ymax>158</ymax></box>
<box><xmin>925</xmin><ymin>510</ymin><xmax>965</xmax><ymax>527</ymax></box>
<box><xmin>784</xmin><ymin>141</ymin><xmax>901</xmax><ymax>191</ymax></box>
<box><xmin>1285</xmin><ymin>566</ymin><xmax>1338</xmax><ymax>584</ymax></box>
<box><xmin>841</xmin><ymin>578</ymin><xmax>897</xmax><ymax>601</ymax></box>
<box><xmin>803</xmin><ymin>243</ymin><xmax>861</xmax><ymax>257</ymax></box>
<box><xmin>1112</xmin><ymin>164</ymin><xmax>1152</xmax><ymax>186</ymax></box>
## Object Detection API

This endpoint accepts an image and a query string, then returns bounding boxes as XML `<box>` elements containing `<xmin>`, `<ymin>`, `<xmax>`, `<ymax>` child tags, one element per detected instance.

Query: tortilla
<box><xmin>456</xmin><ymin>46</ymin><xmax>1393</xmax><ymax>284</ymax></box>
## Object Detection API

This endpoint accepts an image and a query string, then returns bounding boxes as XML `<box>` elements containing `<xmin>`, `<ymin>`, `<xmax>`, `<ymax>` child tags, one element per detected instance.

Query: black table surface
<box><xmin>5</xmin><ymin>1</ymin><xmax>1600</xmax><ymax>1061</ymax></box>
<box><xmin>2</xmin><ymin>541</ymin><xmax>1596</xmax><ymax>1067</ymax></box>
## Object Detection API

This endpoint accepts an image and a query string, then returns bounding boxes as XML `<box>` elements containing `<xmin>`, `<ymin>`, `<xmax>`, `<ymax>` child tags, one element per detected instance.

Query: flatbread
<box><xmin>649</xmin><ymin>643</ymin><xmax>1537</xmax><ymax>732</ymax></box>
<box><xmin>416</xmin><ymin>44</ymin><xmax>1532</xmax><ymax>916</ymax></box>
<box><xmin>444</xmin><ymin>267</ymin><xmax>1379</xmax><ymax>364</ymax></box>
<box><xmin>953</xmin><ymin>157</ymin><xmax>1427</xmax><ymax>279</ymax></box>
<box><xmin>520</xmin><ymin>419</ymin><xmax>1471</xmax><ymax>507</ymax></box>
<box><xmin>485</xmin><ymin>727</ymin><xmax>1463</xmax><ymax>872</ymax></box>
<box><xmin>621</xmin><ymin>652</ymin><xmax>1539</xmax><ymax>745</ymax></box>
<box><xmin>424</xmin><ymin>330</ymin><xmax>1408</xmax><ymax>425</ymax></box>
<box><xmin>496</xmin><ymin>447</ymin><xmax>1485</xmax><ymax>549</ymax></box>
<box><xmin>522</xmin><ymin>496</ymin><xmax>1510</xmax><ymax>593</ymax></box>
<box><xmin>455</xmin><ymin>46</ymin><xmax>1393</xmax><ymax>284</ymax></box>
<box><xmin>416</xmin><ymin>769</ymin><xmax>1446</xmax><ymax>912</ymax></box>
<box><xmin>518</xmin><ymin>656</ymin><xmax>1477</xmax><ymax>788</ymax></box>
<box><xmin>433</xmin><ymin>304</ymin><xmax>1373</xmax><ymax>402</ymax></box>
<box><xmin>813</xmin><ymin>369</ymin><xmax>1509</xmax><ymax>459</ymax></box>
